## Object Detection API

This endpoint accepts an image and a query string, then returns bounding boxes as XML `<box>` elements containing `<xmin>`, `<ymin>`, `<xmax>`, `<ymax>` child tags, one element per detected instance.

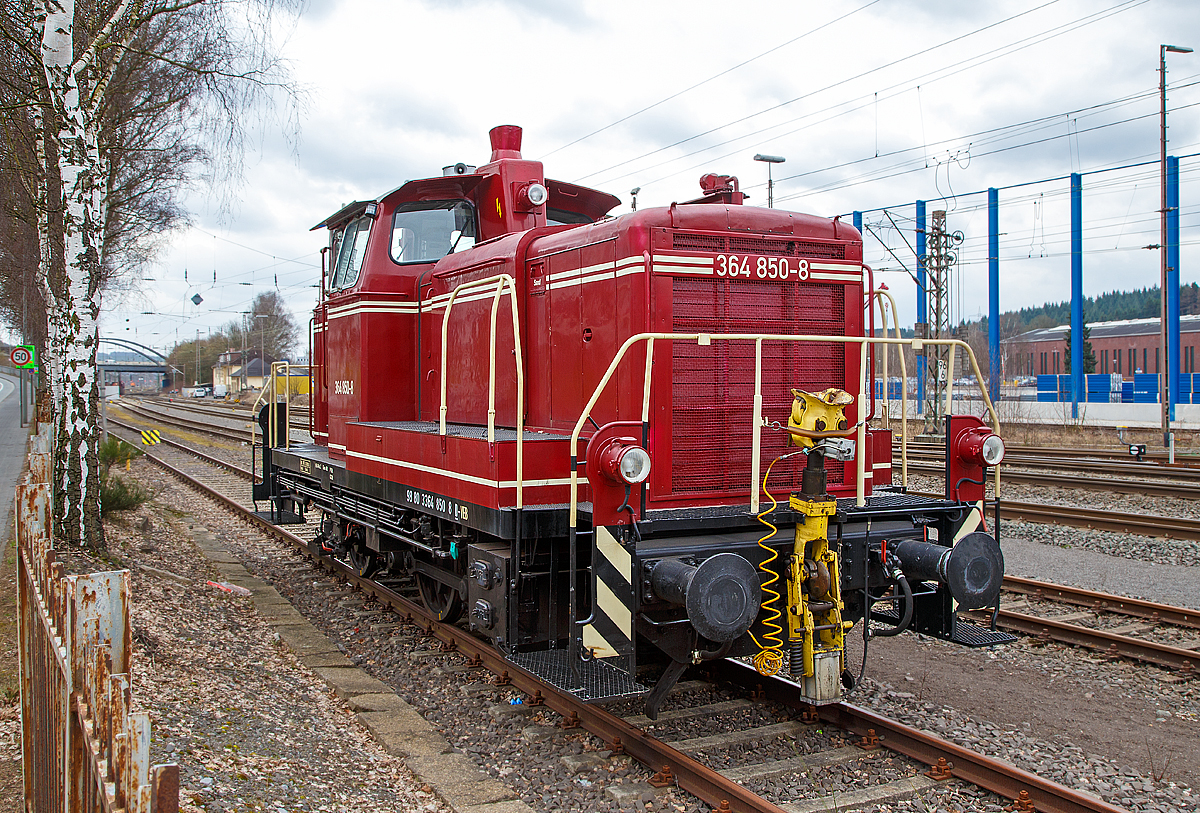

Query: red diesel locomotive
<box><xmin>257</xmin><ymin>125</ymin><xmax>1013</xmax><ymax>715</ymax></box>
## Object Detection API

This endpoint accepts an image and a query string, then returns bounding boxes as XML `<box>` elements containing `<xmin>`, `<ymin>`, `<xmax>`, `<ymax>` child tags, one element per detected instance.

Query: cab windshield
<box><xmin>390</xmin><ymin>200</ymin><xmax>476</xmax><ymax>264</ymax></box>
<box><xmin>330</xmin><ymin>215</ymin><xmax>372</xmax><ymax>290</ymax></box>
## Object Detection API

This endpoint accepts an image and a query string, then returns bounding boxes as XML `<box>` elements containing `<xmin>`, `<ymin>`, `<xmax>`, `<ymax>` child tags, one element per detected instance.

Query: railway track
<box><xmin>901</xmin><ymin>448</ymin><xmax>1200</xmax><ymax>481</ymax></box>
<box><xmin>114</xmin><ymin>399</ymin><xmax>311</xmax><ymax>446</ymax></box>
<box><xmin>903</xmin><ymin>459</ymin><xmax>1200</xmax><ymax>500</ymax></box>
<box><xmin>105</xmin><ymin>421</ymin><xmax>1182</xmax><ymax>812</ymax></box>
<box><xmin>974</xmin><ymin>576</ymin><xmax>1200</xmax><ymax>674</ymax></box>
<box><xmin>895</xmin><ymin>440</ymin><xmax>1200</xmax><ymax>468</ymax></box>
<box><xmin>997</xmin><ymin>499</ymin><xmax>1200</xmax><ymax>541</ymax></box>
<box><xmin>146</xmin><ymin>395</ymin><xmax>1200</xmax><ymax>471</ymax></box>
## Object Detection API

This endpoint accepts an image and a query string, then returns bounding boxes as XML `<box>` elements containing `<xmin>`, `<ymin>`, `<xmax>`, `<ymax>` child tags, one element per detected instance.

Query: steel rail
<box><xmin>1002</xmin><ymin>576</ymin><xmax>1200</xmax><ymax>628</ymax></box>
<box><xmin>137</xmin><ymin>395</ymin><xmax>312</xmax><ymax>432</ymax></box>
<box><xmin>899</xmin><ymin>448</ymin><xmax>1200</xmax><ymax>483</ymax></box>
<box><xmin>967</xmin><ymin>608</ymin><xmax>1200</xmax><ymax>673</ymax></box>
<box><xmin>903</xmin><ymin>460</ymin><xmax>1200</xmax><ymax>499</ymax></box>
<box><xmin>707</xmin><ymin>659</ymin><xmax>1127</xmax><ymax>813</ymax></box>
<box><xmin>108</xmin><ymin>417</ymin><xmax>255</xmax><ymax>480</ymax></box>
<box><xmin>907</xmin><ymin>490</ymin><xmax>1200</xmax><ymax>540</ymax></box>
<box><xmin>893</xmin><ymin>439</ymin><xmax>1200</xmax><ymax>467</ymax></box>
<box><xmin>1001</xmin><ymin>443</ymin><xmax>1200</xmax><ymax>467</ymax></box>
<box><xmin>117</xmin><ymin>401</ymin><xmax>258</xmax><ymax>443</ymax></box>
<box><xmin>999</xmin><ymin>499</ymin><xmax>1200</xmax><ymax>540</ymax></box>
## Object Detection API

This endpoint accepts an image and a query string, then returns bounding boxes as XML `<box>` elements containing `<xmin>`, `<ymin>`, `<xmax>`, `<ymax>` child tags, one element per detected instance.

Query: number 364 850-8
<box><xmin>715</xmin><ymin>254</ymin><xmax>809</xmax><ymax>281</ymax></box>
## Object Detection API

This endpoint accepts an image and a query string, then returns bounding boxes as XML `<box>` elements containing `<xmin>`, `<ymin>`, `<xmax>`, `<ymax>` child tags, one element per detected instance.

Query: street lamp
<box><xmin>753</xmin><ymin>153</ymin><xmax>785</xmax><ymax>208</ymax></box>
<box><xmin>1161</xmin><ymin>43</ymin><xmax>1192</xmax><ymax>447</ymax></box>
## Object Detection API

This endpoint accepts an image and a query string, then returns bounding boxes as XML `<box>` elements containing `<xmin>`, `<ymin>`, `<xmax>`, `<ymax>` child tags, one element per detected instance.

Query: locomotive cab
<box><xmin>264</xmin><ymin>124</ymin><xmax>1013</xmax><ymax>718</ymax></box>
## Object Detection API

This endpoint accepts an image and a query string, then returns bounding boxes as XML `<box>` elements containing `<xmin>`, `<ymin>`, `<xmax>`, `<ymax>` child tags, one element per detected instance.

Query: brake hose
<box><xmin>870</xmin><ymin>565</ymin><xmax>913</xmax><ymax>637</ymax></box>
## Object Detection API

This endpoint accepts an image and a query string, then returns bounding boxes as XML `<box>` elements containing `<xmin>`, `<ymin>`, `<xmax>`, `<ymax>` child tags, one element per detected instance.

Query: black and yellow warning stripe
<box><xmin>140</xmin><ymin>429</ymin><xmax>162</xmax><ymax>445</ymax></box>
<box><xmin>582</xmin><ymin>525</ymin><xmax>635</xmax><ymax>660</ymax></box>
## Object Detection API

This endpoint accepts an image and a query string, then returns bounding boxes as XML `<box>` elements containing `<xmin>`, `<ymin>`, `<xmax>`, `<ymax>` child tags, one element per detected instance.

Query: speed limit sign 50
<box><xmin>10</xmin><ymin>345</ymin><xmax>35</xmax><ymax>369</ymax></box>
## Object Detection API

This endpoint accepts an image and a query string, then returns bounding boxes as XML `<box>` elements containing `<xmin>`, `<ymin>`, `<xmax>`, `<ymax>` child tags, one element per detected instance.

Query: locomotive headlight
<box><xmin>956</xmin><ymin>427</ymin><xmax>1005</xmax><ymax>467</ymax></box>
<box><xmin>599</xmin><ymin>438</ymin><xmax>652</xmax><ymax>485</ymax></box>
<box><xmin>617</xmin><ymin>446</ymin><xmax>652</xmax><ymax>484</ymax></box>
<box><xmin>517</xmin><ymin>182</ymin><xmax>549</xmax><ymax>210</ymax></box>
<box><xmin>980</xmin><ymin>434</ymin><xmax>1005</xmax><ymax>466</ymax></box>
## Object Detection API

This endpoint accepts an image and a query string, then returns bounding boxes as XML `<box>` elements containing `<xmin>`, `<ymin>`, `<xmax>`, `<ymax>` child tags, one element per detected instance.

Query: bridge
<box><xmin>98</xmin><ymin>338</ymin><xmax>174</xmax><ymax>381</ymax></box>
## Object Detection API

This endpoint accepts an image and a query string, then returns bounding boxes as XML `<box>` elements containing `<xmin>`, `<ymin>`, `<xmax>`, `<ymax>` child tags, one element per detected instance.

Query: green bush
<box><xmin>101</xmin><ymin>474</ymin><xmax>151</xmax><ymax>516</ymax></box>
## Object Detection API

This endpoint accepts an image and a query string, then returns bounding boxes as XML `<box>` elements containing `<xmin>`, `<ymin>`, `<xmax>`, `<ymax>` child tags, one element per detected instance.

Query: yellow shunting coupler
<box><xmin>786</xmin><ymin>388</ymin><xmax>856</xmax><ymax>702</ymax></box>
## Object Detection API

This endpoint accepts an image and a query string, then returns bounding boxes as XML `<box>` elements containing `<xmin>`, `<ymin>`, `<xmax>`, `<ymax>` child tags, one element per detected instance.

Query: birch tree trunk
<box><xmin>41</xmin><ymin>0</ymin><xmax>104</xmax><ymax>546</ymax></box>
<box><xmin>27</xmin><ymin>0</ymin><xmax>297</xmax><ymax>545</ymax></box>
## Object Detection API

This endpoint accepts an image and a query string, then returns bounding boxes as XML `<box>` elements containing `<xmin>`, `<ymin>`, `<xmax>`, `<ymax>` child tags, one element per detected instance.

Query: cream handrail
<box><xmin>872</xmin><ymin>289</ymin><xmax>910</xmax><ymax>488</ymax></box>
<box><xmin>569</xmin><ymin>332</ymin><xmax>1000</xmax><ymax>529</ymax></box>
<box><xmin>438</xmin><ymin>274</ymin><xmax>526</xmax><ymax>508</ymax></box>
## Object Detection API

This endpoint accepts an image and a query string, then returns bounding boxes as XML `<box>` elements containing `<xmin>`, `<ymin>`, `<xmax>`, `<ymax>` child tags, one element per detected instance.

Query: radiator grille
<box><xmin>672</xmin><ymin>233</ymin><xmax>725</xmax><ymax>253</ymax></box>
<box><xmin>794</xmin><ymin>241</ymin><xmax>846</xmax><ymax>260</ymax></box>
<box><xmin>669</xmin><ymin>277</ymin><xmax>847</xmax><ymax>498</ymax></box>
<box><xmin>728</xmin><ymin>236</ymin><xmax>791</xmax><ymax>255</ymax></box>
<box><xmin>672</xmin><ymin>233</ymin><xmax>846</xmax><ymax>260</ymax></box>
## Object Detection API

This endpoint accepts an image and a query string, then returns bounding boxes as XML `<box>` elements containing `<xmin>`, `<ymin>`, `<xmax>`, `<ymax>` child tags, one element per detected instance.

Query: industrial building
<box><xmin>1002</xmin><ymin>315</ymin><xmax>1200</xmax><ymax>378</ymax></box>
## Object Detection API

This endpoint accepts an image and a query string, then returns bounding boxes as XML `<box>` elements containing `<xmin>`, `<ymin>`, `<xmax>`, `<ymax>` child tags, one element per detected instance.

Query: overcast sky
<box><xmin>99</xmin><ymin>0</ymin><xmax>1200</xmax><ymax>359</ymax></box>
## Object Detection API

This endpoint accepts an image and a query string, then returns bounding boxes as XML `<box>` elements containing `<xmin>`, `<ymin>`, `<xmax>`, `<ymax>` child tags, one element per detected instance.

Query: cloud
<box><xmin>106</xmin><ymin>0</ymin><xmax>1200</xmax><ymax>344</ymax></box>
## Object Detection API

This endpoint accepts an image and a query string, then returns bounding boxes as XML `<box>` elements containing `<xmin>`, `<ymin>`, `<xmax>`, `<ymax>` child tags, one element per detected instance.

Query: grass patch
<box><xmin>98</xmin><ymin>437</ymin><xmax>151</xmax><ymax>516</ymax></box>
<box><xmin>100</xmin><ymin>474</ymin><xmax>152</xmax><ymax>516</ymax></box>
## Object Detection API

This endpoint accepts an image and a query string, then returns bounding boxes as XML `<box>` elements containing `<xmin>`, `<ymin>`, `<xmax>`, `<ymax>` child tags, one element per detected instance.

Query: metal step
<box><xmin>951</xmin><ymin>618</ymin><xmax>1018</xmax><ymax>647</ymax></box>
<box><xmin>871</xmin><ymin>609</ymin><xmax>1017</xmax><ymax>647</ymax></box>
<box><xmin>509</xmin><ymin>649</ymin><xmax>647</xmax><ymax>703</ymax></box>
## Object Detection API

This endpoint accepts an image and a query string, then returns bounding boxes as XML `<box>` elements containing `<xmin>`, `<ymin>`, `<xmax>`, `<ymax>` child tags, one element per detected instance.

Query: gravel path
<box><xmin>60</xmin><ymin>481</ymin><xmax>450</xmax><ymax>813</ymax></box>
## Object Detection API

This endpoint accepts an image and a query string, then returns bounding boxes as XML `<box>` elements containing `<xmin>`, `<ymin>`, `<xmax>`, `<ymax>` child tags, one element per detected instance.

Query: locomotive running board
<box><xmin>508</xmin><ymin>649</ymin><xmax>647</xmax><ymax>703</ymax></box>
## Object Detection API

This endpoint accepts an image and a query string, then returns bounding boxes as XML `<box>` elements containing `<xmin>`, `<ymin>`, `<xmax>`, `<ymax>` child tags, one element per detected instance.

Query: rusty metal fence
<box><xmin>17</xmin><ymin>426</ymin><xmax>179</xmax><ymax>812</ymax></box>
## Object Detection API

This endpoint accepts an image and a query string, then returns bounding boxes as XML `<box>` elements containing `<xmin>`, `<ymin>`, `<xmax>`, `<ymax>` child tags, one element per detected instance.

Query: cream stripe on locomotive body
<box><xmin>263</xmin><ymin>125</ymin><xmax>1012</xmax><ymax>713</ymax></box>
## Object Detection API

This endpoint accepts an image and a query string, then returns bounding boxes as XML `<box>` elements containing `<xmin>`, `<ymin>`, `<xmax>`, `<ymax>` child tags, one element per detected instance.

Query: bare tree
<box><xmin>15</xmin><ymin>0</ymin><xmax>300</xmax><ymax>547</ymax></box>
<box><xmin>246</xmin><ymin>290</ymin><xmax>299</xmax><ymax>361</ymax></box>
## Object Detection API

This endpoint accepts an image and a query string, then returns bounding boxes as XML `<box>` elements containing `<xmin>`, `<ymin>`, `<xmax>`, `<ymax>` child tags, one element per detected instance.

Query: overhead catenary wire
<box><xmin>541</xmin><ymin>0</ymin><xmax>887</xmax><ymax>159</ymax></box>
<box><xmin>577</xmin><ymin>0</ymin><xmax>1147</xmax><ymax>189</ymax></box>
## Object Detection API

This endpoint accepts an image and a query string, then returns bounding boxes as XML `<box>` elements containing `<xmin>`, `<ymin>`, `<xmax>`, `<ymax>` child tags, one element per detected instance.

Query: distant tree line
<box><xmin>962</xmin><ymin>284</ymin><xmax>1198</xmax><ymax>346</ymax></box>
<box><xmin>1008</xmin><ymin>284</ymin><xmax>1200</xmax><ymax>332</ymax></box>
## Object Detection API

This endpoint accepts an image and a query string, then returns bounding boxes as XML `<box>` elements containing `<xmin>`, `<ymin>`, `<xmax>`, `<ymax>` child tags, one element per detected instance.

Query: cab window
<box><xmin>390</xmin><ymin>200</ymin><xmax>476</xmax><ymax>264</ymax></box>
<box><xmin>547</xmin><ymin>208</ymin><xmax>593</xmax><ymax>226</ymax></box>
<box><xmin>331</xmin><ymin>216</ymin><xmax>372</xmax><ymax>290</ymax></box>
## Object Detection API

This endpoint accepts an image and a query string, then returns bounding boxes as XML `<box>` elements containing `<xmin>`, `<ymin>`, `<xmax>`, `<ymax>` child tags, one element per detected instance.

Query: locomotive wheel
<box><xmin>417</xmin><ymin>574</ymin><xmax>463</xmax><ymax>623</ymax></box>
<box><xmin>346</xmin><ymin>544</ymin><xmax>379</xmax><ymax>579</ymax></box>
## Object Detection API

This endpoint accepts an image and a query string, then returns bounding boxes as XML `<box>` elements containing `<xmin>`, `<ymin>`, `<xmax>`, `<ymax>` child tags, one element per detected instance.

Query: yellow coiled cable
<box><xmin>749</xmin><ymin>453</ymin><xmax>792</xmax><ymax>676</ymax></box>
